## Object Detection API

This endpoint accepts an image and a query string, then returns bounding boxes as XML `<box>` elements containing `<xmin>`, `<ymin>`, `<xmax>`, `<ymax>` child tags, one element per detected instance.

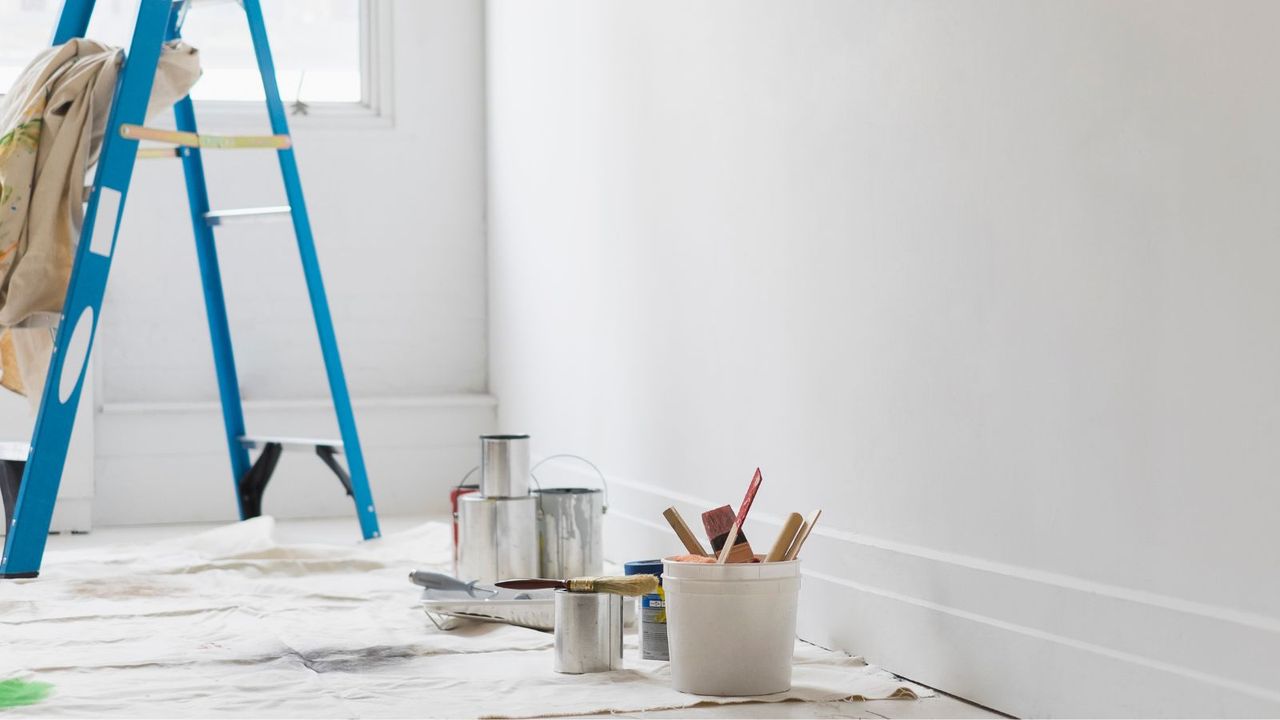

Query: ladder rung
<box><xmin>137</xmin><ymin>147</ymin><xmax>182</xmax><ymax>159</ymax></box>
<box><xmin>174</xmin><ymin>0</ymin><xmax>243</xmax><ymax>7</ymax></box>
<box><xmin>0</xmin><ymin>443</ymin><xmax>30</xmax><ymax>462</ymax></box>
<box><xmin>204</xmin><ymin>206</ymin><xmax>292</xmax><ymax>226</ymax></box>
<box><xmin>120</xmin><ymin>124</ymin><xmax>291</xmax><ymax>150</ymax></box>
<box><xmin>239</xmin><ymin>436</ymin><xmax>345</xmax><ymax>454</ymax></box>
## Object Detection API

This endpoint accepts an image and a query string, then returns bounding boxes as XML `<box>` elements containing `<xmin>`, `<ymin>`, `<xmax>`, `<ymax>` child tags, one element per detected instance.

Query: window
<box><xmin>0</xmin><ymin>0</ymin><xmax>368</xmax><ymax>108</ymax></box>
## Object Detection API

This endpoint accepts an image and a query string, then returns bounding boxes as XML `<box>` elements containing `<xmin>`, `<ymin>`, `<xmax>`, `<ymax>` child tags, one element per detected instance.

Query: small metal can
<box><xmin>480</xmin><ymin>434</ymin><xmax>531</xmax><ymax>497</ymax></box>
<box><xmin>553</xmin><ymin>590</ymin><xmax>623</xmax><ymax>674</ymax></box>
<box><xmin>625</xmin><ymin>560</ymin><xmax>668</xmax><ymax>661</ymax></box>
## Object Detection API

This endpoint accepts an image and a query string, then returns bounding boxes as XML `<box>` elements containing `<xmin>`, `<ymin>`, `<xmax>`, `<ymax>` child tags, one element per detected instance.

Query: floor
<box><xmin>40</xmin><ymin>515</ymin><xmax>1005</xmax><ymax>720</ymax></box>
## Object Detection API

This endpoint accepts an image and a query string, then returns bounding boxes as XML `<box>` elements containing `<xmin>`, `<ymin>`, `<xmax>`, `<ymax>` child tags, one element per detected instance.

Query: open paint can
<box><xmin>662</xmin><ymin>557</ymin><xmax>802</xmax><ymax>695</ymax></box>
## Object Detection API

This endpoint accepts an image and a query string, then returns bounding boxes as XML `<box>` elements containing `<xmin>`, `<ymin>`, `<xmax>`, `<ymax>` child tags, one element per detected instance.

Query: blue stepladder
<box><xmin>0</xmin><ymin>0</ymin><xmax>381</xmax><ymax>578</ymax></box>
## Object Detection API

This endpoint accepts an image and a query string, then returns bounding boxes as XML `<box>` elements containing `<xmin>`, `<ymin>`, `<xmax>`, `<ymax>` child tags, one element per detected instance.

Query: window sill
<box><xmin>185</xmin><ymin>99</ymin><xmax>394</xmax><ymax>132</ymax></box>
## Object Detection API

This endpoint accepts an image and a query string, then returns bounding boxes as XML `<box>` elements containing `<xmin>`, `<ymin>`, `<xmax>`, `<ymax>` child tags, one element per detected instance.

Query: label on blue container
<box><xmin>639</xmin><ymin>589</ymin><xmax>669</xmax><ymax>661</ymax></box>
<box><xmin>625</xmin><ymin>559</ymin><xmax>669</xmax><ymax>662</ymax></box>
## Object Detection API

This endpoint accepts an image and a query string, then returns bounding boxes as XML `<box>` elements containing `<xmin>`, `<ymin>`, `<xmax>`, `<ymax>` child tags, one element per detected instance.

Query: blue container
<box><xmin>624</xmin><ymin>559</ymin><xmax>668</xmax><ymax>661</ymax></box>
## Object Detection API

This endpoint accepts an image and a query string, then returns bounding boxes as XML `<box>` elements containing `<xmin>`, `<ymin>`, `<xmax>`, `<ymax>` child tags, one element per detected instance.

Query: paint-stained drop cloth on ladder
<box><xmin>0</xmin><ymin>38</ymin><xmax>199</xmax><ymax>401</ymax></box>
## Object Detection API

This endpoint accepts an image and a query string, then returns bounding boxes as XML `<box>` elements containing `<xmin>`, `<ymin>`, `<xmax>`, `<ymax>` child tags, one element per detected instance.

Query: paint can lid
<box><xmin>624</xmin><ymin>559</ymin><xmax>663</xmax><ymax>578</ymax></box>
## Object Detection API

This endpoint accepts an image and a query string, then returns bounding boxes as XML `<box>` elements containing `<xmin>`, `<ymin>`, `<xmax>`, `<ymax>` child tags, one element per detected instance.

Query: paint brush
<box><xmin>765</xmin><ymin>512</ymin><xmax>805</xmax><ymax>562</ymax></box>
<box><xmin>715</xmin><ymin>467</ymin><xmax>765</xmax><ymax>564</ymax></box>
<box><xmin>783</xmin><ymin>509</ymin><xmax>822</xmax><ymax>561</ymax></box>
<box><xmin>702</xmin><ymin>505</ymin><xmax>754</xmax><ymax>563</ymax></box>
<box><xmin>663</xmin><ymin>507</ymin><xmax>709</xmax><ymax>556</ymax></box>
<box><xmin>495</xmin><ymin>575</ymin><xmax>659</xmax><ymax>597</ymax></box>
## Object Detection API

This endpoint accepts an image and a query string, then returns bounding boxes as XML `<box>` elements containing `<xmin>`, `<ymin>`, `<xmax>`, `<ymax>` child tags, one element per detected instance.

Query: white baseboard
<box><xmin>48</xmin><ymin>497</ymin><xmax>93</xmax><ymax>534</ymax></box>
<box><xmin>94</xmin><ymin>394</ymin><xmax>496</xmax><ymax>527</ymax></box>
<box><xmin>582</xmin><ymin>467</ymin><xmax>1280</xmax><ymax>718</ymax></box>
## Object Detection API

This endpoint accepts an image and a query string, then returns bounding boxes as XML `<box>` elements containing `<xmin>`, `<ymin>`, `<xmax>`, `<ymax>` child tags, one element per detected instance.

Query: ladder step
<box><xmin>204</xmin><ymin>206</ymin><xmax>292</xmax><ymax>226</ymax></box>
<box><xmin>238</xmin><ymin>435</ymin><xmax>344</xmax><ymax>454</ymax></box>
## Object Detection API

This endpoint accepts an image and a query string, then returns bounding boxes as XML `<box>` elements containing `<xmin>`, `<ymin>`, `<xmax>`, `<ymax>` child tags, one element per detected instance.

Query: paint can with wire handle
<box><xmin>532</xmin><ymin>455</ymin><xmax>608</xmax><ymax>579</ymax></box>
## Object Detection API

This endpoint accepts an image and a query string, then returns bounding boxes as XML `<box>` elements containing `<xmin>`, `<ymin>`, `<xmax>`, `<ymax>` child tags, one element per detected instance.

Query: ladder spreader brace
<box><xmin>0</xmin><ymin>0</ymin><xmax>381</xmax><ymax>578</ymax></box>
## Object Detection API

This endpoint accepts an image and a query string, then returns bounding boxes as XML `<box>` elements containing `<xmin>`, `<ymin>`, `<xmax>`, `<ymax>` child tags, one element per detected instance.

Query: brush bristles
<box><xmin>566</xmin><ymin>575</ymin><xmax>659</xmax><ymax>596</ymax></box>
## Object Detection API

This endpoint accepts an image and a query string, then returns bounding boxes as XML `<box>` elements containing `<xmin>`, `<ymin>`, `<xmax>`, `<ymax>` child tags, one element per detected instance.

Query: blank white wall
<box><xmin>91</xmin><ymin>0</ymin><xmax>493</xmax><ymax>525</ymax></box>
<box><xmin>486</xmin><ymin>1</ymin><xmax>1280</xmax><ymax>716</ymax></box>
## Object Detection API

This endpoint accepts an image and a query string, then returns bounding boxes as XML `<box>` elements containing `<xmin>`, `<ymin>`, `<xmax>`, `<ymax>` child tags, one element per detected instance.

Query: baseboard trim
<box><xmin>567</xmin><ymin>465</ymin><xmax>1280</xmax><ymax>718</ymax></box>
<box><xmin>93</xmin><ymin>394</ymin><xmax>496</xmax><ymax>526</ymax></box>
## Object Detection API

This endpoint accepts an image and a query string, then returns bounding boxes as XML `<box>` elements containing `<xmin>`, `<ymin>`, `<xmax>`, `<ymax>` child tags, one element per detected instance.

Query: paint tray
<box><xmin>420</xmin><ymin>587</ymin><xmax>555</xmax><ymax>632</ymax></box>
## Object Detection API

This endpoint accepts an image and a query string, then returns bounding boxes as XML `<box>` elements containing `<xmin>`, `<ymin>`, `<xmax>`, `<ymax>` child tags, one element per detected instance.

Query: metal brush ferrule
<box><xmin>566</xmin><ymin>577</ymin><xmax>598</xmax><ymax>592</ymax></box>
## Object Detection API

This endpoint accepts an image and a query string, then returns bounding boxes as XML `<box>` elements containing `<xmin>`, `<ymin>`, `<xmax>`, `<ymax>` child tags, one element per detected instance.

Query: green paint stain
<box><xmin>0</xmin><ymin>678</ymin><xmax>52</xmax><ymax>709</ymax></box>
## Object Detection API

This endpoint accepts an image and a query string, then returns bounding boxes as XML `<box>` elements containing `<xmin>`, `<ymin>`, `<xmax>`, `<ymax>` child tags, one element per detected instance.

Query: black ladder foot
<box><xmin>0</xmin><ymin>443</ymin><xmax>28</xmax><ymax>534</ymax></box>
<box><xmin>2</xmin><ymin>448</ymin><xmax>39</xmax><ymax>578</ymax></box>
<box><xmin>236</xmin><ymin>436</ymin><xmax>353</xmax><ymax>519</ymax></box>
<box><xmin>237</xmin><ymin>441</ymin><xmax>282</xmax><ymax>519</ymax></box>
<box><xmin>1</xmin><ymin>459</ymin><xmax>23</xmax><ymax>534</ymax></box>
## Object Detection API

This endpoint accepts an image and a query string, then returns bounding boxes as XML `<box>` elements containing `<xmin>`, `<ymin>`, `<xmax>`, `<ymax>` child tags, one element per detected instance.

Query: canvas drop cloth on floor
<box><xmin>0</xmin><ymin>518</ymin><xmax>930</xmax><ymax>717</ymax></box>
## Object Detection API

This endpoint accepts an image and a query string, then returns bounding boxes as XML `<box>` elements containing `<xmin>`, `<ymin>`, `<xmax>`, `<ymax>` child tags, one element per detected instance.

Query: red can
<box><xmin>450</xmin><ymin>484</ymin><xmax>480</xmax><ymax>551</ymax></box>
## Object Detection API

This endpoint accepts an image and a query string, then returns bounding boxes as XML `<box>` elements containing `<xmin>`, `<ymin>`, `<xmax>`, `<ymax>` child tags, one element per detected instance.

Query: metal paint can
<box><xmin>480</xmin><ymin>434</ymin><xmax>530</xmax><ymax>497</ymax></box>
<box><xmin>553</xmin><ymin>590</ymin><xmax>623</xmax><ymax>674</ymax></box>
<box><xmin>534</xmin><ymin>487</ymin><xmax>605</xmax><ymax>579</ymax></box>
<box><xmin>456</xmin><ymin>493</ymin><xmax>538</xmax><ymax>583</ymax></box>
<box><xmin>624</xmin><ymin>559</ymin><xmax>668</xmax><ymax>661</ymax></box>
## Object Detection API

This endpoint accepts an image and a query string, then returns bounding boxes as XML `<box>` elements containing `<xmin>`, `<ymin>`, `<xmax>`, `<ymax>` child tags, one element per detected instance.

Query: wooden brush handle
<box><xmin>718</xmin><ymin>468</ymin><xmax>765</xmax><ymax>564</ymax></box>
<box><xmin>766</xmin><ymin>513</ymin><xmax>805</xmax><ymax>562</ymax></box>
<box><xmin>783</xmin><ymin>510</ymin><xmax>822</xmax><ymax>561</ymax></box>
<box><xmin>494</xmin><ymin>579</ymin><xmax>565</xmax><ymax>590</ymax></box>
<box><xmin>664</xmin><ymin>507</ymin><xmax>709</xmax><ymax>556</ymax></box>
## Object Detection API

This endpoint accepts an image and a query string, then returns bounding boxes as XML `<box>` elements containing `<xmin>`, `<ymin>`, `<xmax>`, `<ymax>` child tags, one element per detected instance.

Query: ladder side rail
<box><xmin>166</xmin><ymin>19</ymin><xmax>254</xmax><ymax>516</ymax></box>
<box><xmin>240</xmin><ymin>0</ymin><xmax>380</xmax><ymax>540</ymax></box>
<box><xmin>1</xmin><ymin>0</ymin><xmax>178</xmax><ymax>577</ymax></box>
<box><xmin>52</xmin><ymin>0</ymin><xmax>97</xmax><ymax>44</ymax></box>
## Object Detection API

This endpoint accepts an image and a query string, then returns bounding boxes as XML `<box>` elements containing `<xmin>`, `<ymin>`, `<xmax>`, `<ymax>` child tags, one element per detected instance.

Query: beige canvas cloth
<box><xmin>0</xmin><ymin>518</ymin><xmax>930</xmax><ymax>717</ymax></box>
<box><xmin>0</xmin><ymin>38</ymin><xmax>199</xmax><ymax>399</ymax></box>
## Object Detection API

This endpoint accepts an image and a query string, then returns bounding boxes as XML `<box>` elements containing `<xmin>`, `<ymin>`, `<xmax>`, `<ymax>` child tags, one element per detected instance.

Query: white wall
<box><xmin>486</xmin><ymin>1</ymin><xmax>1280</xmax><ymax>716</ymax></box>
<box><xmin>92</xmin><ymin>0</ymin><xmax>493</xmax><ymax>525</ymax></box>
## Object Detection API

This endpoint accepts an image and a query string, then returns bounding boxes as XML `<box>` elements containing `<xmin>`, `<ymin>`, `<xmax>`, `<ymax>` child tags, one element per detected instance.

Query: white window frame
<box><xmin>0</xmin><ymin>0</ymin><xmax>395</xmax><ymax>128</ymax></box>
<box><xmin>193</xmin><ymin>0</ymin><xmax>394</xmax><ymax>129</ymax></box>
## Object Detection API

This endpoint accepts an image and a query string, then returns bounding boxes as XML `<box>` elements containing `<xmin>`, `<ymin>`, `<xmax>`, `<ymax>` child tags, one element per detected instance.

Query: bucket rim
<box><xmin>661</xmin><ymin>556</ymin><xmax>802</xmax><ymax>580</ymax></box>
<box><xmin>661</xmin><ymin>556</ymin><xmax>800</xmax><ymax>565</ymax></box>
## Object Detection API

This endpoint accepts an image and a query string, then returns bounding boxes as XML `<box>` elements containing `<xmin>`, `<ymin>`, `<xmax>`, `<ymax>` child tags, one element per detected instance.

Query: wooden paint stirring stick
<box><xmin>765</xmin><ymin>512</ymin><xmax>804</xmax><ymax>562</ymax></box>
<box><xmin>717</xmin><ymin>468</ymin><xmax>763</xmax><ymax>564</ymax></box>
<box><xmin>663</xmin><ymin>507</ymin><xmax>709</xmax><ymax>556</ymax></box>
<box><xmin>783</xmin><ymin>509</ymin><xmax>822</xmax><ymax>561</ymax></box>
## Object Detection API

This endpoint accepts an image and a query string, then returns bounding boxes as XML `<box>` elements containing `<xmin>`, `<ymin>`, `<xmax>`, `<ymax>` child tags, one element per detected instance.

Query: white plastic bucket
<box><xmin>662</xmin><ymin>557</ymin><xmax>802</xmax><ymax>696</ymax></box>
